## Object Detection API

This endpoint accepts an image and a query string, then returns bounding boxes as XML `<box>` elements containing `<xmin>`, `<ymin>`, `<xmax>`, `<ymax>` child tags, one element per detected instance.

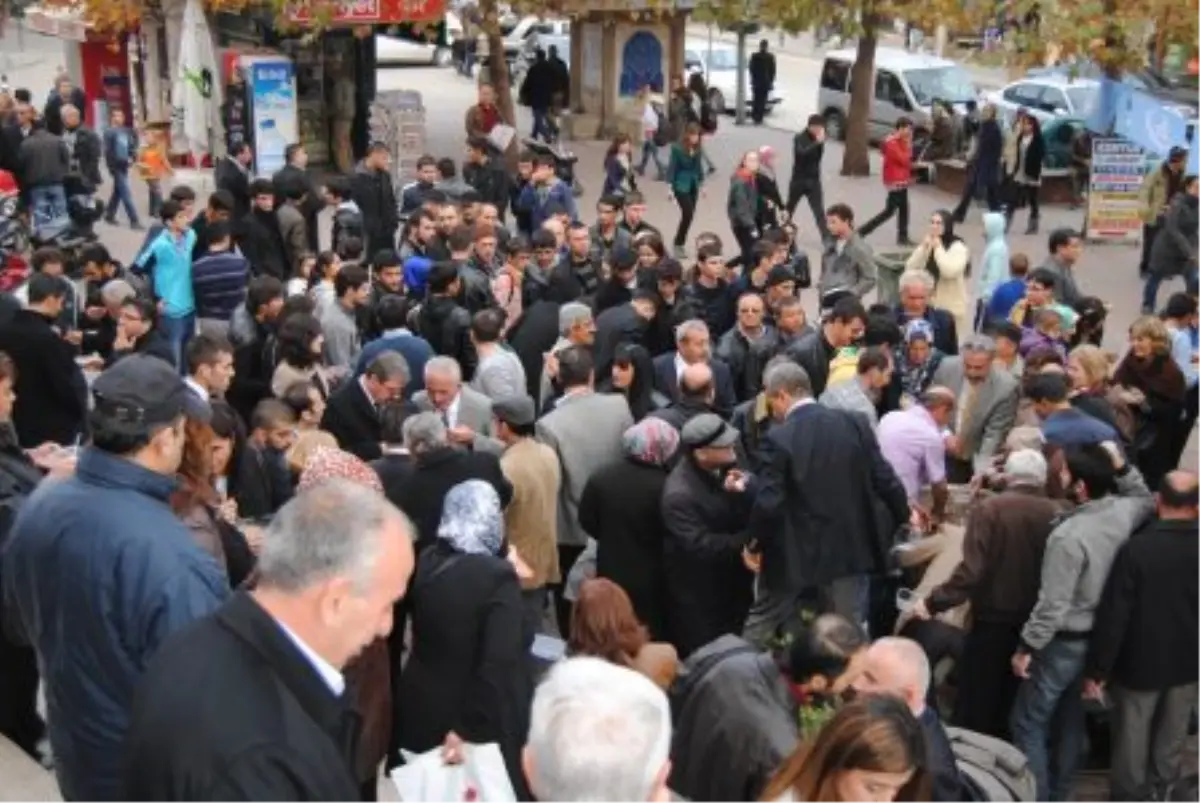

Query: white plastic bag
<box><xmin>391</xmin><ymin>742</ymin><xmax>516</xmax><ymax>802</ymax></box>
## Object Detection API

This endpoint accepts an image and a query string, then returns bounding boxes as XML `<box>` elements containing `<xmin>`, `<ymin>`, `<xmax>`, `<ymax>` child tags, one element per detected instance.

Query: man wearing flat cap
<box><xmin>660</xmin><ymin>412</ymin><xmax>756</xmax><ymax>657</ymax></box>
<box><xmin>2</xmin><ymin>354</ymin><xmax>226</xmax><ymax>801</ymax></box>
<box><xmin>493</xmin><ymin>395</ymin><xmax>562</xmax><ymax>634</ymax></box>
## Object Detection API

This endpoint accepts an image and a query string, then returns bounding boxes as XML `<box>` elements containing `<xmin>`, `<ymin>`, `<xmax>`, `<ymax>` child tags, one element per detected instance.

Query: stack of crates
<box><xmin>370</xmin><ymin>89</ymin><xmax>426</xmax><ymax>187</ymax></box>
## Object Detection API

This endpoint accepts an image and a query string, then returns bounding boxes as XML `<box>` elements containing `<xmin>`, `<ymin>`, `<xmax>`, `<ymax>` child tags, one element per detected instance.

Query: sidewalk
<box><xmin>684</xmin><ymin>23</ymin><xmax>1012</xmax><ymax>90</ymax></box>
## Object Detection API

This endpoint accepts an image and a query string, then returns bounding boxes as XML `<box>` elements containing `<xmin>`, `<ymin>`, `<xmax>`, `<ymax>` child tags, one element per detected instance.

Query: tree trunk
<box><xmin>841</xmin><ymin>22</ymin><xmax>877</xmax><ymax>177</ymax></box>
<box><xmin>488</xmin><ymin>33</ymin><xmax>516</xmax><ymax>127</ymax></box>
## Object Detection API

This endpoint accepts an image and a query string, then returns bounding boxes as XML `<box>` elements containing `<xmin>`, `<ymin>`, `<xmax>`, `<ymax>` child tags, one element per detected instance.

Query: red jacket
<box><xmin>880</xmin><ymin>133</ymin><xmax>913</xmax><ymax>188</ymax></box>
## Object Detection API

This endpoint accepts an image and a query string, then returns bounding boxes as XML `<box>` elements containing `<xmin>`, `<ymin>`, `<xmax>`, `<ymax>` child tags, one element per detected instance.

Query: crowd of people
<box><xmin>0</xmin><ymin>70</ymin><xmax>1194</xmax><ymax>803</ymax></box>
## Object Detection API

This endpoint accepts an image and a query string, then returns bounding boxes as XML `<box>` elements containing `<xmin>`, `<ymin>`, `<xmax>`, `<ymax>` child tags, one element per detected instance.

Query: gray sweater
<box><xmin>470</xmin><ymin>347</ymin><xmax>528</xmax><ymax>402</ymax></box>
<box><xmin>320</xmin><ymin>302</ymin><xmax>361</xmax><ymax>370</ymax></box>
<box><xmin>820</xmin><ymin>233</ymin><xmax>877</xmax><ymax>299</ymax></box>
<box><xmin>1020</xmin><ymin>466</ymin><xmax>1154</xmax><ymax>652</ymax></box>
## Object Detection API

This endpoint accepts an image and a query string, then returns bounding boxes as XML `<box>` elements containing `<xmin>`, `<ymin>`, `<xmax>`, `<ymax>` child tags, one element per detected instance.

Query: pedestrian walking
<box><xmin>858</xmin><ymin>118</ymin><xmax>914</xmax><ymax>246</ymax></box>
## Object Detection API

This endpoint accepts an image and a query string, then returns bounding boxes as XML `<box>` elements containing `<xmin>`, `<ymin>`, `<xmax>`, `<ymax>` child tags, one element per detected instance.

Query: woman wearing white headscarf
<box><xmin>394</xmin><ymin>480</ymin><xmax>532</xmax><ymax>797</ymax></box>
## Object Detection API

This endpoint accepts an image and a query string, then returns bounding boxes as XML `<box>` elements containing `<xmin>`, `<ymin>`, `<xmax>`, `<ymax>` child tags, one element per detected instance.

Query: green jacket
<box><xmin>666</xmin><ymin>143</ymin><xmax>705</xmax><ymax>195</ymax></box>
<box><xmin>727</xmin><ymin>175</ymin><xmax>758</xmax><ymax>229</ymax></box>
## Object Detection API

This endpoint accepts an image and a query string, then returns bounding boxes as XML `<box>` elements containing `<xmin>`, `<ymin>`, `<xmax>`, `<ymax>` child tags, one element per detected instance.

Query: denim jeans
<box><xmin>159</xmin><ymin>313</ymin><xmax>196</xmax><ymax>372</ymax></box>
<box><xmin>638</xmin><ymin>140</ymin><xmax>666</xmax><ymax>177</ymax></box>
<box><xmin>1010</xmin><ymin>636</ymin><xmax>1088</xmax><ymax>801</ymax></box>
<box><xmin>147</xmin><ymin>179</ymin><xmax>164</xmax><ymax>219</ymax></box>
<box><xmin>29</xmin><ymin>184</ymin><xmax>67</xmax><ymax>232</ymax></box>
<box><xmin>105</xmin><ymin>169</ymin><xmax>140</xmax><ymax>226</ymax></box>
<box><xmin>531</xmin><ymin>108</ymin><xmax>556</xmax><ymax>141</ymax></box>
<box><xmin>1142</xmin><ymin>269</ymin><xmax>1199</xmax><ymax>313</ymax></box>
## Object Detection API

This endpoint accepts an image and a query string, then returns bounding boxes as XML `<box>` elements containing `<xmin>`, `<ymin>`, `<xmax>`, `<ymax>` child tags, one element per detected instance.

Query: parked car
<box><xmin>684</xmin><ymin>40</ymin><xmax>785</xmax><ymax>115</ymax></box>
<box><xmin>816</xmin><ymin>47</ymin><xmax>980</xmax><ymax>143</ymax></box>
<box><xmin>376</xmin><ymin>12</ymin><xmax>462</xmax><ymax>67</ymax></box>
<box><xmin>984</xmin><ymin>76</ymin><xmax>1102</xmax><ymax>128</ymax></box>
<box><xmin>1028</xmin><ymin>61</ymin><xmax>1199</xmax><ymax>111</ymax></box>
<box><xmin>502</xmin><ymin>16</ymin><xmax>569</xmax><ymax>74</ymax></box>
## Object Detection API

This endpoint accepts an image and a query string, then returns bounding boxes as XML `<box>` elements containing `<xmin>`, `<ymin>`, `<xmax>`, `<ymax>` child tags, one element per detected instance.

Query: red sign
<box><xmin>286</xmin><ymin>0</ymin><xmax>447</xmax><ymax>25</ymax></box>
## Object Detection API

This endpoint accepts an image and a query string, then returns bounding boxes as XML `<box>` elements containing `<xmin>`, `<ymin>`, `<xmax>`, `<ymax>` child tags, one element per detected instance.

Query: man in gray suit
<box><xmin>536</xmin><ymin>345</ymin><xmax>634</xmax><ymax>635</ymax></box>
<box><xmin>931</xmin><ymin>334</ymin><xmax>1019</xmax><ymax>482</ymax></box>
<box><xmin>412</xmin><ymin>356</ymin><xmax>504</xmax><ymax>455</ymax></box>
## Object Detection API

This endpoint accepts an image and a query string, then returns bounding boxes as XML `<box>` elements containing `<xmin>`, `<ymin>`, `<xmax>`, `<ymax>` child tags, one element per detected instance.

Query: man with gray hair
<box><xmin>413</xmin><ymin>355</ymin><xmax>503</xmax><ymax>454</ymax></box>
<box><xmin>60</xmin><ymin>103</ymin><xmax>102</xmax><ymax>195</ymax></box>
<box><xmin>746</xmin><ymin>359</ymin><xmax>909</xmax><ymax>643</ymax></box>
<box><xmin>913</xmin><ymin>447</ymin><xmax>1064</xmax><ymax>739</ymax></box>
<box><xmin>122</xmin><ymin>480</ymin><xmax>415</xmax><ymax>799</ymax></box>
<box><xmin>853</xmin><ymin>636</ymin><xmax>965</xmax><ymax>801</ymax></box>
<box><xmin>896</xmin><ymin>270</ymin><xmax>958</xmax><ymax>355</ymax></box>
<box><xmin>321</xmin><ymin>350</ymin><xmax>409</xmax><ymax>461</ymax></box>
<box><xmin>524</xmin><ymin>657</ymin><xmax>672</xmax><ymax>802</ymax></box>
<box><xmin>651</xmin><ymin>318</ymin><xmax>737</xmax><ymax>416</ymax></box>
<box><xmin>931</xmin><ymin>333</ymin><xmax>1018</xmax><ymax>481</ymax></box>
<box><xmin>538</xmin><ymin>301</ymin><xmax>595</xmax><ymax>408</ymax></box>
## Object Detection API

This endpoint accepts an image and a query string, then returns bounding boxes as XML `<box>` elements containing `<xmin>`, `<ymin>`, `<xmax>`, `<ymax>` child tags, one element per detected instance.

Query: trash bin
<box><xmin>874</xmin><ymin>249</ymin><xmax>913</xmax><ymax>307</ymax></box>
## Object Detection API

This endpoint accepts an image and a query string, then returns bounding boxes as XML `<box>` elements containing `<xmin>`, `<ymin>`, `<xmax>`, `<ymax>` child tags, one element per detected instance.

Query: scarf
<box><xmin>298</xmin><ymin>447</ymin><xmax>383</xmax><ymax>493</ymax></box>
<box><xmin>1115</xmin><ymin>353</ymin><xmax>1186</xmax><ymax>405</ymax></box>
<box><xmin>437</xmin><ymin>480</ymin><xmax>504</xmax><ymax>557</ymax></box>
<box><xmin>477</xmin><ymin>103</ymin><xmax>501</xmax><ymax>134</ymax></box>
<box><xmin>621</xmin><ymin>418</ymin><xmax>680</xmax><ymax>467</ymax></box>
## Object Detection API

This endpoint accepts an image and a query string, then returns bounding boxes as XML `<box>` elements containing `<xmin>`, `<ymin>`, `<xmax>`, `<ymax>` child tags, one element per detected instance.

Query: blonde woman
<box><xmin>1114</xmin><ymin>316</ymin><xmax>1187</xmax><ymax>488</ymax></box>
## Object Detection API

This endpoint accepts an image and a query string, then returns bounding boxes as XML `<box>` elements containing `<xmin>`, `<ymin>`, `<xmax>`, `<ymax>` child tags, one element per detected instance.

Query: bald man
<box><xmin>60</xmin><ymin>102</ymin><xmax>102</xmax><ymax>192</ymax></box>
<box><xmin>649</xmin><ymin>362</ymin><xmax>716</xmax><ymax>433</ymax></box>
<box><xmin>854</xmin><ymin>637</ymin><xmax>965</xmax><ymax>802</ymax></box>
<box><xmin>1084</xmin><ymin>470</ymin><xmax>1198</xmax><ymax>800</ymax></box>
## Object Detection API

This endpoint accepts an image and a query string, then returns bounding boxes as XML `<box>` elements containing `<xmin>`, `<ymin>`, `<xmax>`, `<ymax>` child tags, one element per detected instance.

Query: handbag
<box><xmin>392</xmin><ymin>742</ymin><xmax>517</xmax><ymax>802</ymax></box>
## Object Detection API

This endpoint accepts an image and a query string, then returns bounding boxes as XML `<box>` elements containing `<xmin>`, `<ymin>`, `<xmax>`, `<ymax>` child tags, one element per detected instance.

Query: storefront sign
<box><xmin>286</xmin><ymin>0</ymin><xmax>447</xmax><ymax>26</ymax></box>
<box><xmin>1085</xmin><ymin>138</ymin><xmax>1144</xmax><ymax>243</ymax></box>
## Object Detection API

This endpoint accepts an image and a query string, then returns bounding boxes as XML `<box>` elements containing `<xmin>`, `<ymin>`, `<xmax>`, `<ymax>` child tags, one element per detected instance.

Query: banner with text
<box><xmin>1085</xmin><ymin>138</ymin><xmax>1144</xmax><ymax>243</ymax></box>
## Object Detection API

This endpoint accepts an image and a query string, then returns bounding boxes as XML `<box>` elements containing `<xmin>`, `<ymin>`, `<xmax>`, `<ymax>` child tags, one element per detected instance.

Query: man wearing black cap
<box><xmin>2</xmin><ymin>354</ymin><xmax>225</xmax><ymax>801</ymax></box>
<box><xmin>493</xmin><ymin>395</ymin><xmax>562</xmax><ymax>636</ymax></box>
<box><xmin>661</xmin><ymin>412</ymin><xmax>756</xmax><ymax>657</ymax></box>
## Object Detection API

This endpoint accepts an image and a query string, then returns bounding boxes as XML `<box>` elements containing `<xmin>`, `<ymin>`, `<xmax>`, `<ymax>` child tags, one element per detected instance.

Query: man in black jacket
<box><xmin>894</xmin><ymin>271</ymin><xmax>959</xmax><ymax>356</ymax></box>
<box><xmin>0</xmin><ymin>102</ymin><xmax>34</xmax><ymax>177</ymax></box>
<box><xmin>463</xmin><ymin>136</ymin><xmax>510</xmax><ymax>219</ymax></box>
<box><xmin>18</xmin><ymin>123</ymin><xmax>70</xmax><ymax>232</ymax></box>
<box><xmin>784</xmin><ymin>295</ymin><xmax>866</xmax><ymax>398</ymax></box>
<box><xmin>0</xmin><ymin>273</ymin><xmax>87</xmax><ymax>447</ymax></box>
<box><xmin>122</xmin><ymin>482</ymin><xmax>415</xmax><ymax>800</ymax></box>
<box><xmin>215</xmin><ymin>141</ymin><xmax>253</xmax><ymax>220</ymax></box>
<box><xmin>236</xmin><ymin>179</ymin><xmax>288</xmax><ymax>280</ymax></box>
<box><xmin>746</xmin><ymin>360</ymin><xmax>908</xmax><ymax>641</ymax></box>
<box><xmin>42</xmin><ymin>76</ymin><xmax>86</xmax><ymax>137</ymax></box>
<box><xmin>1084</xmin><ymin>470</ymin><xmax>1199</xmax><ymax>801</ymax></box>
<box><xmin>748</xmin><ymin>40</ymin><xmax>776</xmax><ymax>125</ymax></box>
<box><xmin>592</xmin><ymin>289</ymin><xmax>657</xmax><ymax>379</ymax></box>
<box><xmin>786</xmin><ymin>115</ymin><xmax>829</xmax><ymax>240</ymax></box>
<box><xmin>61</xmin><ymin>105</ymin><xmax>102</xmax><ymax>195</ymax></box>
<box><xmin>273</xmin><ymin>143</ymin><xmax>324</xmax><ymax>252</ymax></box>
<box><xmin>321</xmin><ymin>351</ymin><xmax>409</xmax><ymax>461</ymax></box>
<box><xmin>416</xmin><ymin>262</ymin><xmax>477</xmax><ymax>380</ymax></box>
<box><xmin>352</xmin><ymin>142</ymin><xmax>399</xmax><ymax>259</ymax></box>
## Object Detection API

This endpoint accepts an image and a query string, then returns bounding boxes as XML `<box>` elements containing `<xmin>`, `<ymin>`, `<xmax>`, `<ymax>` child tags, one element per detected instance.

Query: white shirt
<box><xmin>275</xmin><ymin>620</ymin><xmax>345</xmax><ymax>696</ymax></box>
<box><xmin>185</xmin><ymin>376</ymin><xmax>209</xmax><ymax>401</ymax></box>
<box><xmin>674</xmin><ymin>352</ymin><xmax>688</xmax><ymax>383</ymax></box>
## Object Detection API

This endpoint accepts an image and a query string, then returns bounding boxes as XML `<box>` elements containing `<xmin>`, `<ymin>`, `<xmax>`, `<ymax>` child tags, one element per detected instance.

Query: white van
<box><xmin>817</xmin><ymin>47</ymin><xmax>980</xmax><ymax>142</ymax></box>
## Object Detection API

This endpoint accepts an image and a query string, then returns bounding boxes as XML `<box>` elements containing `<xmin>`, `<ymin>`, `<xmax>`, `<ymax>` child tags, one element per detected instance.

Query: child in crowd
<box><xmin>983</xmin><ymin>252</ymin><xmax>1029</xmax><ymax>324</ymax></box>
<box><xmin>989</xmin><ymin>320</ymin><xmax>1025</xmax><ymax>381</ymax></box>
<box><xmin>311</xmin><ymin>251</ymin><xmax>341</xmax><ymax>318</ymax></box>
<box><xmin>1019</xmin><ymin>308</ymin><xmax>1067</xmax><ymax>360</ymax></box>
<box><xmin>136</xmin><ymin>124</ymin><xmax>172</xmax><ymax>218</ymax></box>
<box><xmin>288</xmin><ymin>253</ymin><xmax>316</xmax><ymax>298</ymax></box>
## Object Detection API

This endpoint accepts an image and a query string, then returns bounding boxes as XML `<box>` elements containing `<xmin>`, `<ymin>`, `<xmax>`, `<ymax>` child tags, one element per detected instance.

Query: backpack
<box><xmin>947</xmin><ymin>727</ymin><xmax>1037</xmax><ymax>801</ymax></box>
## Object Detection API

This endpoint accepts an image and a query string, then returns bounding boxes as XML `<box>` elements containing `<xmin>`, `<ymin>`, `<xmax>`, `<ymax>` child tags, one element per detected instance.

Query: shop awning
<box><xmin>285</xmin><ymin>0</ymin><xmax>447</xmax><ymax>26</ymax></box>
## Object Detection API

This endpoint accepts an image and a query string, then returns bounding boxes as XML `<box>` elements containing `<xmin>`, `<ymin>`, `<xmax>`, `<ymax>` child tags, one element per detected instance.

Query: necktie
<box><xmin>441</xmin><ymin>410</ymin><xmax>451</xmax><ymax>429</ymax></box>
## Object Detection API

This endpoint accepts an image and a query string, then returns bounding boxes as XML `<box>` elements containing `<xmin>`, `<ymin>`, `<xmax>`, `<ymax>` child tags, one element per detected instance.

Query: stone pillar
<box><xmin>569</xmin><ymin>20</ymin><xmax>583</xmax><ymax>113</ymax></box>
<box><xmin>140</xmin><ymin>21</ymin><xmax>166</xmax><ymax>123</ymax></box>
<box><xmin>668</xmin><ymin>13</ymin><xmax>685</xmax><ymax>89</ymax></box>
<box><xmin>599</xmin><ymin>20</ymin><xmax>617</xmax><ymax>137</ymax></box>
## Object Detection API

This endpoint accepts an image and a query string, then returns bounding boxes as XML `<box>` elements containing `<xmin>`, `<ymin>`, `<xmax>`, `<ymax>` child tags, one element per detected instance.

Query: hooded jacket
<box><xmin>976</xmin><ymin>211</ymin><xmax>1010</xmax><ymax>305</ymax></box>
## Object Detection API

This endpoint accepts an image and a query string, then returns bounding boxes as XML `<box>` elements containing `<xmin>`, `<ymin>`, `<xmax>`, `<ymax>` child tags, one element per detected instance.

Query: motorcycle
<box><xmin>0</xmin><ymin>170</ymin><xmax>29</xmax><ymax>292</ymax></box>
<box><xmin>30</xmin><ymin>189</ymin><xmax>103</xmax><ymax>274</ymax></box>
<box><xmin>522</xmin><ymin>137</ymin><xmax>584</xmax><ymax>198</ymax></box>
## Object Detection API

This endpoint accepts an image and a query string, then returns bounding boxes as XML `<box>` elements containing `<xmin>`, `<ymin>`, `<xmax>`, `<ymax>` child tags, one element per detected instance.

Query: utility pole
<box><xmin>734</xmin><ymin>25</ymin><xmax>747</xmax><ymax>125</ymax></box>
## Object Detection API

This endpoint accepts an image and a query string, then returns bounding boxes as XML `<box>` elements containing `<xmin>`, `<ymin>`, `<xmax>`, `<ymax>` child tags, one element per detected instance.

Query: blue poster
<box><xmin>1113</xmin><ymin>88</ymin><xmax>1190</xmax><ymax>160</ymax></box>
<box><xmin>247</xmin><ymin>57</ymin><xmax>298</xmax><ymax>178</ymax></box>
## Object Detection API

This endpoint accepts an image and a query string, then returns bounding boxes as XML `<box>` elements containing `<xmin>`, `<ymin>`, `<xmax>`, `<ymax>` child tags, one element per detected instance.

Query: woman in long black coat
<box><xmin>395</xmin><ymin>480</ymin><xmax>532</xmax><ymax>798</ymax></box>
<box><xmin>952</xmin><ymin>102</ymin><xmax>1004</xmax><ymax>222</ymax></box>
<box><xmin>579</xmin><ymin>417</ymin><xmax>680</xmax><ymax>641</ymax></box>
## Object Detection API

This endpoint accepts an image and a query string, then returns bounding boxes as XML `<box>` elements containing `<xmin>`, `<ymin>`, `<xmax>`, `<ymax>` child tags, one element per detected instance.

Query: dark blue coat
<box><xmin>354</xmin><ymin>329</ymin><xmax>434</xmax><ymax>398</ymax></box>
<box><xmin>971</xmin><ymin>119</ymin><xmax>1004</xmax><ymax>190</ymax></box>
<box><xmin>1</xmin><ymin>447</ymin><xmax>228</xmax><ymax>800</ymax></box>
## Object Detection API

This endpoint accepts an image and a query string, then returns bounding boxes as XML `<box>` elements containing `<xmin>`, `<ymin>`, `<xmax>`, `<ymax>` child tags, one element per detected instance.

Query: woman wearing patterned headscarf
<box><xmin>289</xmin><ymin>446</ymin><xmax>394</xmax><ymax>801</ymax></box>
<box><xmin>578</xmin><ymin>418</ymin><xmax>680</xmax><ymax>640</ymax></box>
<box><xmin>897</xmin><ymin>318</ymin><xmax>945</xmax><ymax>403</ymax></box>
<box><xmin>394</xmin><ymin>480</ymin><xmax>532</xmax><ymax>797</ymax></box>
